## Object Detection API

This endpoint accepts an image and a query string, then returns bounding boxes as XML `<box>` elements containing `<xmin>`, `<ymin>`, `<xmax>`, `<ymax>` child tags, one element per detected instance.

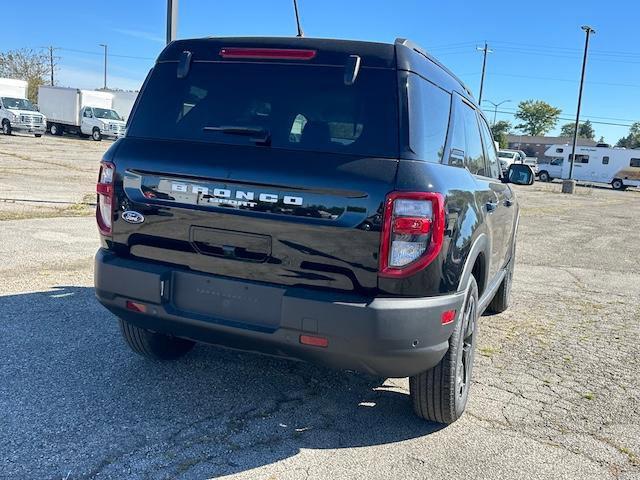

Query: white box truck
<box><xmin>539</xmin><ymin>144</ymin><xmax>640</xmax><ymax>190</ymax></box>
<box><xmin>0</xmin><ymin>78</ymin><xmax>46</xmax><ymax>137</ymax></box>
<box><xmin>109</xmin><ymin>90</ymin><xmax>139</xmax><ymax>122</ymax></box>
<box><xmin>38</xmin><ymin>86</ymin><xmax>127</xmax><ymax>141</ymax></box>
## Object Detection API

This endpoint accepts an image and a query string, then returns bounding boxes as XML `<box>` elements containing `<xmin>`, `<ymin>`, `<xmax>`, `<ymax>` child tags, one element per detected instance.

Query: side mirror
<box><xmin>505</xmin><ymin>164</ymin><xmax>535</xmax><ymax>185</ymax></box>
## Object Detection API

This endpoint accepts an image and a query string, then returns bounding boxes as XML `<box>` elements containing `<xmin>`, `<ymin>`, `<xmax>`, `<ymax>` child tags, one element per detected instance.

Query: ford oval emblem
<box><xmin>122</xmin><ymin>211</ymin><xmax>145</xmax><ymax>224</ymax></box>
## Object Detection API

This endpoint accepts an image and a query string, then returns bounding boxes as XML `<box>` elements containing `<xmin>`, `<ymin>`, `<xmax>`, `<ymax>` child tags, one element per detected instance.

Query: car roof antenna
<box><xmin>293</xmin><ymin>0</ymin><xmax>304</xmax><ymax>37</ymax></box>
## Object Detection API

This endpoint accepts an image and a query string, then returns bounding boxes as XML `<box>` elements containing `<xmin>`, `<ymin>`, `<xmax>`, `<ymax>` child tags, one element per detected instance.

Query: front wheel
<box><xmin>538</xmin><ymin>171</ymin><xmax>551</xmax><ymax>182</ymax></box>
<box><xmin>34</xmin><ymin>134</ymin><xmax>42</xmax><ymax>138</ymax></box>
<box><xmin>91</xmin><ymin>128</ymin><xmax>102</xmax><ymax>141</ymax></box>
<box><xmin>410</xmin><ymin>277</ymin><xmax>479</xmax><ymax>424</ymax></box>
<box><xmin>612</xmin><ymin>179</ymin><xmax>624</xmax><ymax>190</ymax></box>
<box><xmin>119</xmin><ymin>318</ymin><xmax>195</xmax><ymax>360</ymax></box>
<box><xmin>486</xmin><ymin>253</ymin><xmax>514</xmax><ymax>314</ymax></box>
<box><xmin>2</xmin><ymin>120</ymin><xmax>11</xmax><ymax>135</ymax></box>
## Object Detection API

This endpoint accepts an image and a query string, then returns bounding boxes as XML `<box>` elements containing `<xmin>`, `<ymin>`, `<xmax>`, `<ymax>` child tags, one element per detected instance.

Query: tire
<box><xmin>119</xmin><ymin>318</ymin><xmax>195</xmax><ymax>360</ymax></box>
<box><xmin>538</xmin><ymin>171</ymin><xmax>551</xmax><ymax>182</ymax></box>
<box><xmin>2</xmin><ymin>119</ymin><xmax>11</xmax><ymax>135</ymax></box>
<box><xmin>612</xmin><ymin>179</ymin><xmax>624</xmax><ymax>190</ymax></box>
<box><xmin>487</xmin><ymin>252</ymin><xmax>515</xmax><ymax>314</ymax></box>
<box><xmin>91</xmin><ymin>128</ymin><xmax>102</xmax><ymax>141</ymax></box>
<box><xmin>50</xmin><ymin>123</ymin><xmax>62</xmax><ymax>136</ymax></box>
<box><xmin>410</xmin><ymin>277</ymin><xmax>479</xmax><ymax>424</ymax></box>
<box><xmin>34</xmin><ymin>134</ymin><xmax>42</xmax><ymax>137</ymax></box>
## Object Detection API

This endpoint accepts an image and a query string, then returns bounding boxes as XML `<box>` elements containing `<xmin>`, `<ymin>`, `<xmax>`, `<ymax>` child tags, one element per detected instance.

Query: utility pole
<box><xmin>564</xmin><ymin>25</ymin><xmax>596</xmax><ymax>194</ymax></box>
<box><xmin>293</xmin><ymin>0</ymin><xmax>304</xmax><ymax>37</ymax></box>
<box><xmin>483</xmin><ymin>99</ymin><xmax>511</xmax><ymax>126</ymax></box>
<box><xmin>99</xmin><ymin>44</ymin><xmax>107</xmax><ymax>89</ymax></box>
<box><xmin>167</xmin><ymin>0</ymin><xmax>178</xmax><ymax>44</ymax></box>
<box><xmin>48</xmin><ymin>46</ymin><xmax>56</xmax><ymax>85</ymax></box>
<box><xmin>476</xmin><ymin>42</ymin><xmax>492</xmax><ymax>105</ymax></box>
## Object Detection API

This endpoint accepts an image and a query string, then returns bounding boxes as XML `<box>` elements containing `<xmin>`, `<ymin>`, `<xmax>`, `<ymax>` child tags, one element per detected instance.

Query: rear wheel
<box><xmin>2</xmin><ymin>119</ymin><xmax>11</xmax><ymax>135</ymax></box>
<box><xmin>119</xmin><ymin>318</ymin><xmax>195</xmax><ymax>360</ymax></box>
<box><xmin>410</xmin><ymin>277</ymin><xmax>479</xmax><ymax>424</ymax></box>
<box><xmin>91</xmin><ymin>128</ymin><xmax>102</xmax><ymax>141</ymax></box>
<box><xmin>538</xmin><ymin>171</ymin><xmax>551</xmax><ymax>182</ymax></box>
<box><xmin>50</xmin><ymin>123</ymin><xmax>62</xmax><ymax>136</ymax></box>
<box><xmin>34</xmin><ymin>134</ymin><xmax>42</xmax><ymax>138</ymax></box>
<box><xmin>612</xmin><ymin>179</ymin><xmax>624</xmax><ymax>190</ymax></box>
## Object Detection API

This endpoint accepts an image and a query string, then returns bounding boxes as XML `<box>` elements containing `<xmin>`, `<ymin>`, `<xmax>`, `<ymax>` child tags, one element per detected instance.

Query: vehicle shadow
<box><xmin>0</xmin><ymin>286</ymin><xmax>444</xmax><ymax>479</ymax></box>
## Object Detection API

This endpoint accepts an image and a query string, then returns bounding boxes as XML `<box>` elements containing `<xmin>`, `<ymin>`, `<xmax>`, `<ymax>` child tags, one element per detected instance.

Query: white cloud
<box><xmin>113</xmin><ymin>28</ymin><xmax>164</xmax><ymax>44</ymax></box>
<box><xmin>56</xmin><ymin>65</ymin><xmax>143</xmax><ymax>91</ymax></box>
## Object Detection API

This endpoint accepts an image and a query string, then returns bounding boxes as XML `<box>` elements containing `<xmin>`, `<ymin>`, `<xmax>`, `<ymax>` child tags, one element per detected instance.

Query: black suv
<box><xmin>94</xmin><ymin>37</ymin><xmax>532</xmax><ymax>424</ymax></box>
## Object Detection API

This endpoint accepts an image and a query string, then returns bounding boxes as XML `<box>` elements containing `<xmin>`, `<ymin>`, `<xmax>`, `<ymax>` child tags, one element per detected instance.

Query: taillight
<box><xmin>379</xmin><ymin>192</ymin><xmax>445</xmax><ymax>278</ymax></box>
<box><xmin>219</xmin><ymin>47</ymin><xmax>317</xmax><ymax>60</ymax></box>
<box><xmin>96</xmin><ymin>161</ymin><xmax>115</xmax><ymax>236</ymax></box>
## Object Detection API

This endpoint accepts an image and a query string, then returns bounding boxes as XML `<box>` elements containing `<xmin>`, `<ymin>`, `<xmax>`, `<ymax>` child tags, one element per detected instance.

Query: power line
<box><xmin>485</xmin><ymin>108</ymin><xmax>635</xmax><ymax>128</ymax></box>
<box><xmin>56</xmin><ymin>47</ymin><xmax>155</xmax><ymax>61</ymax></box>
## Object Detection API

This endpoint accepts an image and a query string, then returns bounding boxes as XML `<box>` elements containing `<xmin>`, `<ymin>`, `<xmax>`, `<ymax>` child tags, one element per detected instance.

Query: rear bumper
<box><xmin>94</xmin><ymin>249</ymin><xmax>466</xmax><ymax>377</ymax></box>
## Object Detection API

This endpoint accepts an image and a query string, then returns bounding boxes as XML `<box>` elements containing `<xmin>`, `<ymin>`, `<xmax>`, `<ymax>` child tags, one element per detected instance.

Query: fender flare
<box><xmin>457</xmin><ymin>233</ymin><xmax>489</xmax><ymax>293</ymax></box>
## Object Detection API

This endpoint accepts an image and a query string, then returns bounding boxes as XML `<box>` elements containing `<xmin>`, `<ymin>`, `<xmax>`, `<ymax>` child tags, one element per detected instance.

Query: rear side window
<box><xmin>602</xmin><ymin>156</ymin><xmax>609</xmax><ymax>165</ymax></box>
<box><xmin>128</xmin><ymin>61</ymin><xmax>399</xmax><ymax>157</ymax></box>
<box><xmin>630</xmin><ymin>158</ymin><xmax>640</xmax><ymax>167</ymax></box>
<box><xmin>569</xmin><ymin>154</ymin><xmax>589</xmax><ymax>163</ymax></box>
<box><xmin>408</xmin><ymin>74</ymin><xmax>451</xmax><ymax>163</ymax></box>
<box><xmin>478</xmin><ymin>116</ymin><xmax>501</xmax><ymax>178</ymax></box>
<box><xmin>460</xmin><ymin>101</ymin><xmax>487</xmax><ymax>176</ymax></box>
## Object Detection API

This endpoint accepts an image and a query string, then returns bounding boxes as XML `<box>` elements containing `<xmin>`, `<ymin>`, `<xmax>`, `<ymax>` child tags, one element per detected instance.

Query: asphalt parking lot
<box><xmin>1</xmin><ymin>134</ymin><xmax>639</xmax><ymax>479</ymax></box>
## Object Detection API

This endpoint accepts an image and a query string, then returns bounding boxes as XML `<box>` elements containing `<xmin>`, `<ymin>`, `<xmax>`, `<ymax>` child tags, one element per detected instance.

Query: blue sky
<box><xmin>6</xmin><ymin>0</ymin><xmax>639</xmax><ymax>143</ymax></box>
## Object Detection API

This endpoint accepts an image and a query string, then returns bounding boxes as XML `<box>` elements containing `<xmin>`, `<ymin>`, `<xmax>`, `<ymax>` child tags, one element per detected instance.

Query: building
<box><xmin>506</xmin><ymin>135</ymin><xmax>598</xmax><ymax>163</ymax></box>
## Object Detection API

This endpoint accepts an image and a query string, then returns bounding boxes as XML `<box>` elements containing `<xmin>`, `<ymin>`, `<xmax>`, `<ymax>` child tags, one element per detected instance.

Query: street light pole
<box><xmin>564</xmin><ymin>25</ymin><xmax>595</xmax><ymax>194</ymax></box>
<box><xmin>99</xmin><ymin>44</ymin><xmax>107</xmax><ymax>90</ymax></box>
<box><xmin>167</xmin><ymin>0</ymin><xmax>178</xmax><ymax>44</ymax></box>
<box><xmin>482</xmin><ymin>99</ymin><xmax>511</xmax><ymax>126</ymax></box>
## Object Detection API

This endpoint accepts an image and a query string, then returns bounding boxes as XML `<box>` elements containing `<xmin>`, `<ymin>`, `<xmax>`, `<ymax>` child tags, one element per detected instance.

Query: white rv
<box><xmin>0</xmin><ymin>78</ymin><xmax>46</xmax><ymax>137</ymax></box>
<box><xmin>38</xmin><ymin>86</ymin><xmax>127</xmax><ymax>141</ymax></box>
<box><xmin>538</xmin><ymin>144</ymin><xmax>640</xmax><ymax>190</ymax></box>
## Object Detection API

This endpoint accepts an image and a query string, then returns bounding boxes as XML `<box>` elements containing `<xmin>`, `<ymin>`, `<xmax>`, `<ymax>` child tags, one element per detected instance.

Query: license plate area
<box><xmin>171</xmin><ymin>271</ymin><xmax>283</xmax><ymax>328</ymax></box>
<box><xmin>190</xmin><ymin>226</ymin><xmax>271</xmax><ymax>262</ymax></box>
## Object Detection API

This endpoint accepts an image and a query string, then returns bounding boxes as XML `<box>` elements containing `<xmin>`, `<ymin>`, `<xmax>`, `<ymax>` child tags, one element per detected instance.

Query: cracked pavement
<box><xmin>1</xmin><ymin>136</ymin><xmax>639</xmax><ymax>479</ymax></box>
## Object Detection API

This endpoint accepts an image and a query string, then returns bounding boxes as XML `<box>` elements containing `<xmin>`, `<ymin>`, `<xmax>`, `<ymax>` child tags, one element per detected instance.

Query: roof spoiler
<box><xmin>394</xmin><ymin>38</ymin><xmax>473</xmax><ymax>98</ymax></box>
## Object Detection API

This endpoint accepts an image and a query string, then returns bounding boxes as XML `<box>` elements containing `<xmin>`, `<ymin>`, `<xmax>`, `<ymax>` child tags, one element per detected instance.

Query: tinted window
<box><xmin>460</xmin><ymin>102</ymin><xmax>487</xmax><ymax>176</ymax></box>
<box><xmin>478</xmin><ymin>116</ymin><xmax>501</xmax><ymax>178</ymax></box>
<box><xmin>408</xmin><ymin>74</ymin><xmax>451</xmax><ymax>163</ymax></box>
<box><xmin>128</xmin><ymin>62</ymin><xmax>399</xmax><ymax>157</ymax></box>
<box><xmin>631</xmin><ymin>158</ymin><xmax>640</xmax><ymax>167</ymax></box>
<box><xmin>602</xmin><ymin>156</ymin><xmax>609</xmax><ymax>165</ymax></box>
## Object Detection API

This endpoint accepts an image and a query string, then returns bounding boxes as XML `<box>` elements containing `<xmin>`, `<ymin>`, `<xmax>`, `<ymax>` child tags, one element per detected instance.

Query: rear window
<box><xmin>128</xmin><ymin>61</ymin><xmax>399</xmax><ymax>157</ymax></box>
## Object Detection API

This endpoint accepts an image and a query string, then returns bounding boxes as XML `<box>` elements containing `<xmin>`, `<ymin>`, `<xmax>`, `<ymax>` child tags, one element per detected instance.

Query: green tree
<box><xmin>490</xmin><ymin>120</ymin><xmax>511</xmax><ymax>148</ymax></box>
<box><xmin>0</xmin><ymin>49</ymin><xmax>50</xmax><ymax>103</ymax></box>
<box><xmin>514</xmin><ymin>100</ymin><xmax>561</xmax><ymax>136</ymax></box>
<box><xmin>560</xmin><ymin>120</ymin><xmax>596</xmax><ymax>139</ymax></box>
<box><xmin>616</xmin><ymin>122</ymin><xmax>640</xmax><ymax>149</ymax></box>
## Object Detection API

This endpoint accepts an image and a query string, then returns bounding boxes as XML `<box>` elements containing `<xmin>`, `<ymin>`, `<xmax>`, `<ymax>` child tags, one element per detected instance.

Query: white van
<box><xmin>539</xmin><ymin>144</ymin><xmax>640</xmax><ymax>190</ymax></box>
<box><xmin>0</xmin><ymin>78</ymin><xmax>46</xmax><ymax>137</ymax></box>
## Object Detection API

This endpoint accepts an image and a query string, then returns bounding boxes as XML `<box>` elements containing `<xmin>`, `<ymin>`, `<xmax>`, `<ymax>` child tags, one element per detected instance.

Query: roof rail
<box><xmin>394</xmin><ymin>38</ymin><xmax>473</xmax><ymax>98</ymax></box>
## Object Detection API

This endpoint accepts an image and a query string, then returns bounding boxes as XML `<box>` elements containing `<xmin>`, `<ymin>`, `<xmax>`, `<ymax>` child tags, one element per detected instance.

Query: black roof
<box><xmin>157</xmin><ymin>36</ymin><xmax>473</xmax><ymax>100</ymax></box>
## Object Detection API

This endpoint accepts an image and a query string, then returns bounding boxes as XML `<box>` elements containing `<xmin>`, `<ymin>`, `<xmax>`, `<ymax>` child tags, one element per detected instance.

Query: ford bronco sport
<box><xmin>94</xmin><ymin>37</ymin><xmax>532</xmax><ymax>424</ymax></box>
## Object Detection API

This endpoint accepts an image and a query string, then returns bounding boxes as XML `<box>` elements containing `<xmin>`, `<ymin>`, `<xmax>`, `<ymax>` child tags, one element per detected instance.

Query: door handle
<box><xmin>486</xmin><ymin>201</ymin><xmax>498</xmax><ymax>212</ymax></box>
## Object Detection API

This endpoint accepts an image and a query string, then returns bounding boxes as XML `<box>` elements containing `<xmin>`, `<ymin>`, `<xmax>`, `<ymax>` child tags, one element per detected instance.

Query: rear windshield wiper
<box><xmin>202</xmin><ymin>125</ymin><xmax>271</xmax><ymax>145</ymax></box>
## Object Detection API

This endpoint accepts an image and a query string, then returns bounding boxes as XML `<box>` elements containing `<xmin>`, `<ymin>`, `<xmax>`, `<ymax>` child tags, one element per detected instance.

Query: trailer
<box><xmin>539</xmin><ymin>144</ymin><xmax>640</xmax><ymax>190</ymax></box>
<box><xmin>0</xmin><ymin>78</ymin><xmax>46</xmax><ymax>137</ymax></box>
<box><xmin>38</xmin><ymin>86</ymin><xmax>126</xmax><ymax>141</ymax></box>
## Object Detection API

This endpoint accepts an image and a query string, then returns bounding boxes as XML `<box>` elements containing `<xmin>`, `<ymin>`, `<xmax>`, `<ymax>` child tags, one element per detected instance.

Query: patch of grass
<box><xmin>479</xmin><ymin>346</ymin><xmax>500</xmax><ymax>358</ymax></box>
<box><xmin>582</xmin><ymin>392</ymin><xmax>595</xmax><ymax>400</ymax></box>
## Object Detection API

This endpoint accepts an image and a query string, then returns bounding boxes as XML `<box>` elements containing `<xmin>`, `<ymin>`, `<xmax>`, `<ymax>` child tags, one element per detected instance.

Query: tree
<box><xmin>616</xmin><ymin>122</ymin><xmax>640</xmax><ymax>149</ymax></box>
<box><xmin>490</xmin><ymin>120</ymin><xmax>511</xmax><ymax>148</ymax></box>
<box><xmin>514</xmin><ymin>100</ymin><xmax>561</xmax><ymax>136</ymax></box>
<box><xmin>560</xmin><ymin>120</ymin><xmax>596</xmax><ymax>140</ymax></box>
<box><xmin>0</xmin><ymin>49</ymin><xmax>50</xmax><ymax>103</ymax></box>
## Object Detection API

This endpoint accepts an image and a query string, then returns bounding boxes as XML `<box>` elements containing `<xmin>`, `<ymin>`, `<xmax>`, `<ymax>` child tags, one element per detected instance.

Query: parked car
<box><xmin>38</xmin><ymin>86</ymin><xmax>127</xmax><ymax>140</ymax></box>
<box><xmin>94</xmin><ymin>36</ymin><xmax>533</xmax><ymax>424</ymax></box>
<box><xmin>0</xmin><ymin>78</ymin><xmax>46</xmax><ymax>137</ymax></box>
